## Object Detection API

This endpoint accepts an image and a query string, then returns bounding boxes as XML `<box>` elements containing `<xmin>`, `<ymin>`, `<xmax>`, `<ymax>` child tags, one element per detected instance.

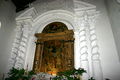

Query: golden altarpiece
<box><xmin>33</xmin><ymin>22</ymin><xmax>74</xmax><ymax>75</ymax></box>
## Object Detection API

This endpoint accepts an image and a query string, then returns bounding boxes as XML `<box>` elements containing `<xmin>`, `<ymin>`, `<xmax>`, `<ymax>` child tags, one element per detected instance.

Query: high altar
<box><xmin>9</xmin><ymin>0</ymin><xmax>103</xmax><ymax>79</ymax></box>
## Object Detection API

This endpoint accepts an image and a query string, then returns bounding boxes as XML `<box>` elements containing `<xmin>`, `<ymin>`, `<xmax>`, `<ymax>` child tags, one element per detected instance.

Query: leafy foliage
<box><xmin>53</xmin><ymin>68</ymin><xmax>86</xmax><ymax>80</ymax></box>
<box><xmin>53</xmin><ymin>68</ymin><xmax>96</xmax><ymax>80</ymax></box>
<box><xmin>5</xmin><ymin>67</ymin><xmax>35</xmax><ymax>80</ymax></box>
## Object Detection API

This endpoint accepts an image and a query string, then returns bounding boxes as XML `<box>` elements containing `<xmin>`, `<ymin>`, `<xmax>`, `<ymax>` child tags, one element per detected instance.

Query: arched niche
<box><xmin>23</xmin><ymin>10</ymin><xmax>75</xmax><ymax>72</ymax></box>
<box><xmin>42</xmin><ymin>22</ymin><xmax>68</xmax><ymax>33</ymax></box>
<box><xmin>33</xmin><ymin>22</ymin><xmax>74</xmax><ymax>75</ymax></box>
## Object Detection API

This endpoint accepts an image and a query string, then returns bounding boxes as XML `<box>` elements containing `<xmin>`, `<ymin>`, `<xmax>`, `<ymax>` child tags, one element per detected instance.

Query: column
<box><xmin>79</xmin><ymin>16</ymin><xmax>89</xmax><ymax>80</ymax></box>
<box><xmin>33</xmin><ymin>42</ymin><xmax>42</xmax><ymax>73</ymax></box>
<box><xmin>88</xmin><ymin>14</ymin><xmax>103</xmax><ymax>80</ymax></box>
<box><xmin>75</xmin><ymin>14</ymin><xmax>89</xmax><ymax>80</ymax></box>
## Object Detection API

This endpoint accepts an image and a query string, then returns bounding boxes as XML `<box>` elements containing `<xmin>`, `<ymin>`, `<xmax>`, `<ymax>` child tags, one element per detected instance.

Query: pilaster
<box><xmin>74</xmin><ymin>3</ymin><xmax>103</xmax><ymax>79</ymax></box>
<box><xmin>9</xmin><ymin>17</ymin><xmax>33</xmax><ymax>69</ymax></box>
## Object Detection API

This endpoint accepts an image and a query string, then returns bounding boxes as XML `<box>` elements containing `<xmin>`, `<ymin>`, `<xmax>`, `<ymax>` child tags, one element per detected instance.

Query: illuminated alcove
<box><xmin>33</xmin><ymin>22</ymin><xmax>74</xmax><ymax>75</ymax></box>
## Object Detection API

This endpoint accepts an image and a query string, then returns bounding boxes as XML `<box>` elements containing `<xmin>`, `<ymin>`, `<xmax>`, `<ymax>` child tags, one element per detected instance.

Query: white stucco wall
<box><xmin>18</xmin><ymin>0</ymin><xmax>120</xmax><ymax>79</ymax></box>
<box><xmin>105</xmin><ymin>0</ymin><xmax>120</xmax><ymax>62</ymax></box>
<box><xmin>0</xmin><ymin>0</ymin><xmax>16</xmax><ymax>79</ymax></box>
<box><xmin>16</xmin><ymin>0</ymin><xmax>74</xmax><ymax>17</ymax></box>
<box><xmin>32</xmin><ymin>0</ymin><xmax>74</xmax><ymax>15</ymax></box>
<box><xmin>0</xmin><ymin>0</ymin><xmax>120</xmax><ymax>80</ymax></box>
<box><xmin>82</xmin><ymin>0</ymin><xmax>120</xmax><ymax>80</ymax></box>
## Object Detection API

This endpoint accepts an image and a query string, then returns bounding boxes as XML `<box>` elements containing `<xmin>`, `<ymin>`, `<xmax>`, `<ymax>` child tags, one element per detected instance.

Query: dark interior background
<box><xmin>11</xmin><ymin>0</ymin><xmax>36</xmax><ymax>12</ymax></box>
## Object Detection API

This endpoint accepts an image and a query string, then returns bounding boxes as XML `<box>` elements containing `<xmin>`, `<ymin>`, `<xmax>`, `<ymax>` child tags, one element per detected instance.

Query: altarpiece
<box><xmin>33</xmin><ymin>22</ymin><xmax>74</xmax><ymax>75</ymax></box>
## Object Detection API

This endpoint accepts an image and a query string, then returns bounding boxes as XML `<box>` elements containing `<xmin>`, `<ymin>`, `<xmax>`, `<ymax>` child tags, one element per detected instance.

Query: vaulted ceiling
<box><xmin>11</xmin><ymin>0</ymin><xmax>36</xmax><ymax>12</ymax></box>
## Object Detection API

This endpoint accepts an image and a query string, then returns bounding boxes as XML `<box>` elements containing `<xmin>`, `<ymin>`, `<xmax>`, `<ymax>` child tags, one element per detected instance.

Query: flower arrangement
<box><xmin>5</xmin><ymin>67</ymin><xmax>95</xmax><ymax>80</ymax></box>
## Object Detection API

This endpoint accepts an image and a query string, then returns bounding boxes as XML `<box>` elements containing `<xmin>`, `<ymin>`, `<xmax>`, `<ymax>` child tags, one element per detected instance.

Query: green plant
<box><xmin>53</xmin><ymin>68</ymin><xmax>86</xmax><ymax>80</ymax></box>
<box><xmin>53</xmin><ymin>68</ymin><xmax>96</xmax><ymax>80</ymax></box>
<box><xmin>5</xmin><ymin>67</ymin><xmax>35</xmax><ymax>80</ymax></box>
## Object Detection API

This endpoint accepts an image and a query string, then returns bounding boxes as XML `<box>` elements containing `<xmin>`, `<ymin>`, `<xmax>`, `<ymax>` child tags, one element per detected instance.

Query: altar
<box><xmin>9</xmin><ymin>1</ymin><xmax>104</xmax><ymax>79</ymax></box>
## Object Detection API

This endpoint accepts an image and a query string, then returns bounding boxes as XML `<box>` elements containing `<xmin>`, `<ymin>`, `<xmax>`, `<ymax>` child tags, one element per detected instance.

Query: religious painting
<box><xmin>33</xmin><ymin>22</ymin><xmax>74</xmax><ymax>75</ymax></box>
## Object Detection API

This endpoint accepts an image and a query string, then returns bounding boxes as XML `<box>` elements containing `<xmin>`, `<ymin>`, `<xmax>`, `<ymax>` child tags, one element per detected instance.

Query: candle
<box><xmin>52</xmin><ymin>71</ymin><xmax>57</xmax><ymax>76</ymax></box>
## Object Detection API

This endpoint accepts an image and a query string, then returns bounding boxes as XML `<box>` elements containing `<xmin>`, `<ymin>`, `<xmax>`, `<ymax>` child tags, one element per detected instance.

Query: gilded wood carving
<box><xmin>33</xmin><ymin>22</ymin><xmax>74</xmax><ymax>75</ymax></box>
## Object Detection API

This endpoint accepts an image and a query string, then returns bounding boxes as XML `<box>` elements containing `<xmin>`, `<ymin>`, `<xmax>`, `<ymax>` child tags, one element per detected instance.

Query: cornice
<box><xmin>73</xmin><ymin>0</ymin><xmax>96</xmax><ymax>11</ymax></box>
<box><xmin>16</xmin><ymin>7</ymin><xmax>38</xmax><ymax>22</ymax></box>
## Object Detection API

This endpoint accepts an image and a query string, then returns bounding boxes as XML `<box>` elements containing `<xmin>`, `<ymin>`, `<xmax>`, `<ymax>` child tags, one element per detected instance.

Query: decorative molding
<box><xmin>88</xmin><ymin>12</ymin><xmax>103</xmax><ymax>80</ymax></box>
<box><xmin>9</xmin><ymin>9</ymin><xmax>75</xmax><ymax>69</ymax></box>
<box><xmin>16</xmin><ymin>7</ymin><xmax>38</xmax><ymax>21</ymax></box>
<box><xmin>73</xmin><ymin>0</ymin><xmax>96</xmax><ymax>11</ymax></box>
<box><xmin>78</xmin><ymin>14</ymin><xmax>90</xmax><ymax>80</ymax></box>
<box><xmin>74</xmin><ymin>6</ymin><xmax>103</xmax><ymax>79</ymax></box>
<box><xmin>9</xmin><ymin>12</ymin><xmax>34</xmax><ymax>69</ymax></box>
<box><xmin>31</xmin><ymin>0</ymin><xmax>74</xmax><ymax>14</ymax></box>
<box><xmin>9</xmin><ymin>1</ymin><xmax>103</xmax><ymax>80</ymax></box>
<box><xmin>32</xmin><ymin>10</ymin><xmax>75</xmax><ymax>33</ymax></box>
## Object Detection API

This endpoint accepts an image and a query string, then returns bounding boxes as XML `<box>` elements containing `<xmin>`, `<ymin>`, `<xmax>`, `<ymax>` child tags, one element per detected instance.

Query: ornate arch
<box><xmin>9</xmin><ymin>1</ymin><xmax>103</xmax><ymax>79</ymax></box>
<box><xmin>9</xmin><ymin>9</ymin><xmax>75</xmax><ymax>70</ymax></box>
<box><xmin>32</xmin><ymin>10</ymin><xmax>75</xmax><ymax>34</ymax></box>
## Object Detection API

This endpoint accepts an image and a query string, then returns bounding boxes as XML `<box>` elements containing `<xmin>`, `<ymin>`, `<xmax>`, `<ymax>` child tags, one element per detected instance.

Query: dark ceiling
<box><xmin>11</xmin><ymin>0</ymin><xmax>36</xmax><ymax>12</ymax></box>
